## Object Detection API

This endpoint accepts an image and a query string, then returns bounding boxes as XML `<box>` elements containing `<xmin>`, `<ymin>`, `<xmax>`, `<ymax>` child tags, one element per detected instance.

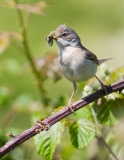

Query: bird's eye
<box><xmin>61</xmin><ymin>32</ymin><xmax>67</xmax><ymax>37</ymax></box>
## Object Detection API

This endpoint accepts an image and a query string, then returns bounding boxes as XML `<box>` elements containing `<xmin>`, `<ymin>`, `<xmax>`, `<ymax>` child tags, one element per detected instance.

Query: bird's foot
<box><xmin>67</xmin><ymin>101</ymin><xmax>76</xmax><ymax>113</ymax></box>
<box><xmin>100</xmin><ymin>83</ymin><xmax>108</xmax><ymax>95</ymax></box>
<box><xmin>95</xmin><ymin>75</ymin><xmax>108</xmax><ymax>95</ymax></box>
<box><xmin>35</xmin><ymin>120</ymin><xmax>50</xmax><ymax>133</ymax></box>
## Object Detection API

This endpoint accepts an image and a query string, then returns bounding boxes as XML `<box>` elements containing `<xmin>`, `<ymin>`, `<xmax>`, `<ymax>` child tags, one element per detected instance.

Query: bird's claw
<box><xmin>35</xmin><ymin>120</ymin><xmax>50</xmax><ymax>133</ymax></box>
<box><xmin>67</xmin><ymin>101</ymin><xmax>76</xmax><ymax>114</ymax></box>
<box><xmin>100</xmin><ymin>83</ymin><xmax>108</xmax><ymax>95</ymax></box>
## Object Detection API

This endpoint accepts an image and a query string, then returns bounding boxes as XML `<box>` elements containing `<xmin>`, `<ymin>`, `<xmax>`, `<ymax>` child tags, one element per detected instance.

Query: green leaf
<box><xmin>76</xmin><ymin>106</ymin><xmax>94</xmax><ymax>122</ymax></box>
<box><xmin>94</xmin><ymin>94</ymin><xmax>124</xmax><ymax>126</ymax></box>
<box><xmin>34</xmin><ymin>122</ymin><xmax>64</xmax><ymax>160</ymax></box>
<box><xmin>69</xmin><ymin>119</ymin><xmax>97</xmax><ymax>149</ymax></box>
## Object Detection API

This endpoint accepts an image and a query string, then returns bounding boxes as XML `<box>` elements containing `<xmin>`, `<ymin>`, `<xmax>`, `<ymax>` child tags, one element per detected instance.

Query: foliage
<box><xmin>34</xmin><ymin>122</ymin><xmax>64</xmax><ymax>160</ymax></box>
<box><xmin>0</xmin><ymin>0</ymin><xmax>124</xmax><ymax>160</ymax></box>
<box><xmin>69</xmin><ymin>119</ymin><xmax>98</xmax><ymax>149</ymax></box>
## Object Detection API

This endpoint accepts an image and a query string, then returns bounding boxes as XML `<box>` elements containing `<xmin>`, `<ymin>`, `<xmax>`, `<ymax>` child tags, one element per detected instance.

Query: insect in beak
<box><xmin>46</xmin><ymin>30</ymin><xmax>60</xmax><ymax>46</ymax></box>
<box><xmin>53</xmin><ymin>35</ymin><xmax>59</xmax><ymax>40</ymax></box>
<box><xmin>46</xmin><ymin>36</ymin><xmax>53</xmax><ymax>46</ymax></box>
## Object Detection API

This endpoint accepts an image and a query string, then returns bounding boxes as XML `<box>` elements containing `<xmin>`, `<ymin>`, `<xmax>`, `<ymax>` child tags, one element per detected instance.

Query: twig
<box><xmin>90</xmin><ymin>105</ymin><xmax>99</xmax><ymax>126</ymax></box>
<box><xmin>0</xmin><ymin>79</ymin><xmax>124</xmax><ymax>158</ymax></box>
<box><xmin>11</xmin><ymin>39</ymin><xmax>26</xmax><ymax>54</ymax></box>
<box><xmin>96</xmin><ymin>136</ymin><xmax>120</xmax><ymax>160</ymax></box>
<box><xmin>90</xmin><ymin>104</ymin><xmax>120</xmax><ymax>160</ymax></box>
<box><xmin>13</xmin><ymin>0</ymin><xmax>49</xmax><ymax>104</ymax></box>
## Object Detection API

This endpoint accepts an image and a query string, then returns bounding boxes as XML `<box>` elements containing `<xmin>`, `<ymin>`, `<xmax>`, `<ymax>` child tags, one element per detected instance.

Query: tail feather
<box><xmin>98</xmin><ymin>58</ymin><xmax>112</xmax><ymax>65</ymax></box>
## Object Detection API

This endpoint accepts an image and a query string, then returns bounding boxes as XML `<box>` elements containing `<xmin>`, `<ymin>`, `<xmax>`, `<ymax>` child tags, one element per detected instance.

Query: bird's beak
<box><xmin>48</xmin><ymin>31</ymin><xmax>60</xmax><ymax>40</ymax></box>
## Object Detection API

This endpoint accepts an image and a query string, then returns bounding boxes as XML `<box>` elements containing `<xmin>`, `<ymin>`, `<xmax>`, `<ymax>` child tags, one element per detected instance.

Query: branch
<box><xmin>0</xmin><ymin>79</ymin><xmax>124</xmax><ymax>158</ymax></box>
<box><xmin>14</xmin><ymin>0</ymin><xmax>49</xmax><ymax>104</ymax></box>
<box><xmin>96</xmin><ymin>136</ymin><xmax>120</xmax><ymax>160</ymax></box>
<box><xmin>90</xmin><ymin>102</ymin><xmax>119</xmax><ymax>160</ymax></box>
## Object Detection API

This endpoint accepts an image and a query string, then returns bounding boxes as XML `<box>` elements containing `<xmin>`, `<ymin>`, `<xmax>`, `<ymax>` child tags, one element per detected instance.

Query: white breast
<box><xmin>58</xmin><ymin>47</ymin><xmax>98</xmax><ymax>83</ymax></box>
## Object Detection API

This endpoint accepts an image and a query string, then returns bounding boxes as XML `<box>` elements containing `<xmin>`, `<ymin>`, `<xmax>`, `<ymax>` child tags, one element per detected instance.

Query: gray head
<box><xmin>51</xmin><ymin>24</ymin><xmax>82</xmax><ymax>49</ymax></box>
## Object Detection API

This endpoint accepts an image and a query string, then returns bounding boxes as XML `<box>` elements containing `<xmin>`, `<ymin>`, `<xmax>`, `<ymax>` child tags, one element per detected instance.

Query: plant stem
<box><xmin>90</xmin><ymin>105</ymin><xmax>99</xmax><ymax>126</ymax></box>
<box><xmin>14</xmin><ymin>0</ymin><xmax>49</xmax><ymax>104</ymax></box>
<box><xmin>96</xmin><ymin>136</ymin><xmax>120</xmax><ymax>160</ymax></box>
<box><xmin>0</xmin><ymin>79</ymin><xmax>124</xmax><ymax>158</ymax></box>
<box><xmin>90</xmin><ymin>106</ymin><xmax>120</xmax><ymax>160</ymax></box>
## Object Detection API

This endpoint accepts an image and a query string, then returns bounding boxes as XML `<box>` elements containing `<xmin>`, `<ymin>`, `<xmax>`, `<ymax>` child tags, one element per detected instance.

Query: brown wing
<box><xmin>83</xmin><ymin>47</ymin><xmax>99</xmax><ymax>64</ymax></box>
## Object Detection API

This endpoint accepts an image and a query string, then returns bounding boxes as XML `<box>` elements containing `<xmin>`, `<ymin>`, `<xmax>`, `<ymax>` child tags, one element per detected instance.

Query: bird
<box><xmin>46</xmin><ymin>24</ymin><xmax>111</xmax><ymax>112</ymax></box>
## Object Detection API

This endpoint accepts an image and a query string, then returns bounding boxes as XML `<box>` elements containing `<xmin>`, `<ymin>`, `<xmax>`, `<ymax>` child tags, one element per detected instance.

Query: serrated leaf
<box><xmin>94</xmin><ymin>96</ymin><xmax>124</xmax><ymax>126</ymax></box>
<box><xmin>69</xmin><ymin>119</ymin><xmax>97</xmax><ymax>149</ymax></box>
<box><xmin>76</xmin><ymin>106</ymin><xmax>94</xmax><ymax>122</ymax></box>
<box><xmin>34</xmin><ymin>122</ymin><xmax>64</xmax><ymax>160</ymax></box>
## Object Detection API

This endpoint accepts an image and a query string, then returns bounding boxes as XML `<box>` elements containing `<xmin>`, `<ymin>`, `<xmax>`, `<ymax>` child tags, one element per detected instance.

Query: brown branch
<box><xmin>90</xmin><ymin>103</ymin><xmax>119</xmax><ymax>160</ymax></box>
<box><xmin>0</xmin><ymin>79</ymin><xmax>124</xmax><ymax>158</ymax></box>
<box><xmin>96</xmin><ymin>136</ymin><xmax>120</xmax><ymax>160</ymax></box>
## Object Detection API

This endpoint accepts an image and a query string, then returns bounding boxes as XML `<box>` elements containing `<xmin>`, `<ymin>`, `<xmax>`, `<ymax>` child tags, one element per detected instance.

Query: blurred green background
<box><xmin>0</xmin><ymin>0</ymin><xmax>124</xmax><ymax>159</ymax></box>
<box><xmin>0</xmin><ymin>0</ymin><xmax>124</xmax><ymax>99</ymax></box>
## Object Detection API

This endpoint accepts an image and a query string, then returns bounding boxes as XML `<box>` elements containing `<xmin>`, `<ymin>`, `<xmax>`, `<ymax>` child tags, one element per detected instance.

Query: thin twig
<box><xmin>96</xmin><ymin>136</ymin><xmax>120</xmax><ymax>160</ymax></box>
<box><xmin>90</xmin><ymin>105</ymin><xmax>99</xmax><ymax>126</ymax></box>
<box><xmin>13</xmin><ymin>0</ymin><xmax>49</xmax><ymax>104</ymax></box>
<box><xmin>0</xmin><ymin>79</ymin><xmax>124</xmax><ymax>158</ymax></box>
<box><xmin>24</xmin><ymin>11</ymin><xmax>30</xmax><ymax>30</ymax></box>
<box><xmin>11</xmin><ymin>39</ymin><xmax>26</xmax><ymax>54</ymax></box>
<box><xmin>90</xmin><ymin>106</ymin><xmax>120</xmax><ymax>160</ymax></box>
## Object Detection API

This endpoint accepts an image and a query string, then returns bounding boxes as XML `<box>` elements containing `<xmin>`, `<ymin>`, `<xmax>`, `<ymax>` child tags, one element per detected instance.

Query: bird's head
<box><xmin>48</xmin><ymin>24</ymin><xmax>81</xmax><ymax>49</ymax></box>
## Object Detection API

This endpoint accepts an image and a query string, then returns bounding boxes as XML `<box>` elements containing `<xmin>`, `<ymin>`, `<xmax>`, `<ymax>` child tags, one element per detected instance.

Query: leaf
<box><xmin>0</xmin><ymin>0</ymin><xmax>15</xmax><ymax>8</ymax></box>
<box><xmin>34</xmin><ymin>122</ymin><xmax>64</xmax><ymax>160</ymax></box>
<box><xmin>76</xmin><ymin>106</ymin><xmax>94</xmax><ymax>122</ymax></box>
<box><xmin>1</xmin><ymin>0</ymin><xmax>48</xmax><ymax>15</ymax></box>
<box><xmin>0</xmin><ymin>31</ymin><xmax>22</xmax><ymax>54</ymax></box>
<box><xmin>16</xmin><ymin>1</ymin><xmax>48</xmax><ymax>15</ymax></box>
<box><xmin>69</xmin><ymin>119</ymin><xmax>97</xmax><ymax>149</ymax></box>
<box><xmin>94</xmin><ymin>94</ymin><xmax>124</xmax><ymax>126</ymax></box>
